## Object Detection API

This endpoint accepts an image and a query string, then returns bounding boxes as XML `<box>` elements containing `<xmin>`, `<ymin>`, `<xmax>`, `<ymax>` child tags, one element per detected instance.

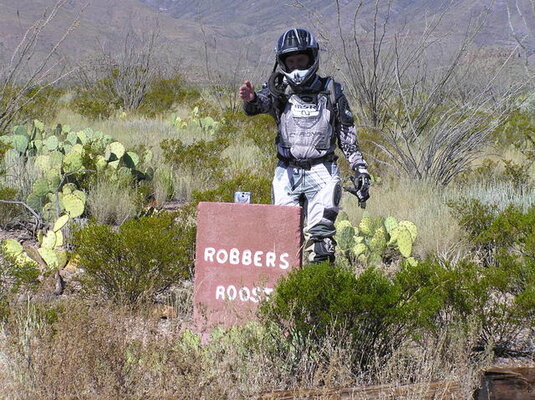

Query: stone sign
<box><xmin>193</xmin><ymin>202</ymin><xmax>302</xmax><ymax>331</ymax></box>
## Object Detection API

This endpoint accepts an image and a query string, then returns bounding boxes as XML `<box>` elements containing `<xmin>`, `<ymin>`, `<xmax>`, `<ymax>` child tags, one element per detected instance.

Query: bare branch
<box><xmin>0</xmin><ymin>0</ymin><xmax>82</xmax><ymax>133</ymax></box>
<box><xmin>0</xmin><ymin>200</ymin><xmax>42</xmax><ymax>231</ymax></box>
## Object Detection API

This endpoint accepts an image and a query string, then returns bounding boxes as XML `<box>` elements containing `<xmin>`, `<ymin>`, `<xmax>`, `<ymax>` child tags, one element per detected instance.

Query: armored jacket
<box><xmin>243</xmin><ymin>75</ymin><xmax>366</xmax><ymax>170</ymax></box>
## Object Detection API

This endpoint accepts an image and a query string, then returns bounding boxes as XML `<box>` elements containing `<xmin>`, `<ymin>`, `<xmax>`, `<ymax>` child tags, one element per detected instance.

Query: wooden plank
<box><xmin>258</xmin><ymin>380</ymin><xmax>461</xmax><ymax>400</ymax></box>
<box><xmin>476</xmin><ymin>367</ymin><xmax>535</xmax><ymax>400</ymax></box>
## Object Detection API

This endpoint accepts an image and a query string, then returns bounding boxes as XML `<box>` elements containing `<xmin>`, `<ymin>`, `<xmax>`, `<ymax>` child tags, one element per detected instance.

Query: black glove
<box><xmin>344</xmin><ymin>165</ymin><xmax>371</xmax><ymax>208</ymax></box>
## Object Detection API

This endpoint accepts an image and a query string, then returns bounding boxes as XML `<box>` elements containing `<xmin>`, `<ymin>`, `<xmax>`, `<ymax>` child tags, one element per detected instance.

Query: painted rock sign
<box><xmin>194</xmin><ymin>202</ymin><xmax>302</xmax><ymax>330</ymax></box>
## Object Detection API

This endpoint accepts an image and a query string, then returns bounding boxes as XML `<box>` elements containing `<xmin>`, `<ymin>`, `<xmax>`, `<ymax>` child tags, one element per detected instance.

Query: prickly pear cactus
<box><xmin>335</xmin><ymin>220</ymin><xmax>356</xmax><ymax>252</ymax></box>
<box><xmin>2</xmin><ymin>120</ymin><xmax>155</xmax><ymax>271</ymax></box>
<box><xmin>335</xmin><ymin>214</ymin><xmax>419</xmax><ymax>267</ymax></box>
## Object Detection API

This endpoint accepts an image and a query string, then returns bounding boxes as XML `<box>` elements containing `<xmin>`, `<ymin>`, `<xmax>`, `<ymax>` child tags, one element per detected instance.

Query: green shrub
<box><xmin>0</xmin><ymin>86</ymin><xmax>63</xmax><ymax>131</ymax></box>
<box><xmin>448</xmin><ymin>198</ymin><xmax>535</xmax><ymax>265</ymax></box>
<box><xmin>70</xmin><ymin>76</ymin><xmax>120</xmax><ymax>120</ymax></box>
<box><xmin>18</xmin><ymin>86</ymin><xmax>64</xmax><ymax>123</ymax></box>
<box><xmin>161</xmin><ymin>137</ymin><xmax>229</xmax><ymax>184</ymax></box>
<box><xmin>260</xmin><ymin>262</ymin><xmax>444</xmax><ymax>370</ymax></box>
<box><xmin>138</xmin><ymin>76</ymin><xmax>200</xmax><ymax>117</ymax></box>
<box><xmin>219</xmin><ymin>111</ymin><xmax>276</xmax><ymax>155</ymax></box>
<box><xmin>71</xmin><ymin>73</ymin><xmax>200</xmax><ymax>119</ymax></box>
<box><xmin>492</xmin><ymin>109</ymin><xmax>535</xmax><ymax>150</ymax></box>
<box><xmin>71</xmin><ymin>211</ymin><xmax>195</xmax><ymax>304</ymax></box>
<box><xmin>192</xmin><ymin>173</ymin><xmax>271</xmax><ymax>205</ymax></box>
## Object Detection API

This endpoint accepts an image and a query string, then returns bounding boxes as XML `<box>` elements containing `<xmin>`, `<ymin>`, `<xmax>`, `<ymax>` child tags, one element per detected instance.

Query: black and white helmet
<box><xmin>275</xmin><ymin>28</ymin><xmax>319</xmax><ymax>87</ymax></box>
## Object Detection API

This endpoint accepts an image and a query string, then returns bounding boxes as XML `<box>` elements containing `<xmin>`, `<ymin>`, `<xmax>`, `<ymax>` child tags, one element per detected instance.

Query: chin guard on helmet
<box><xmin>275</xmin><ymin>28</ymin><xmax>319</xmax><ymax>87</ymax></box>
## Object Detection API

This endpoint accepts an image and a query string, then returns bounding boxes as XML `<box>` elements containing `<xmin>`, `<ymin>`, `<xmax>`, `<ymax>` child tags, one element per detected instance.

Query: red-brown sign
<box><xmin>193</xmin><ymin>202</ymin><xmax>302</xmax><ymax>331</ymax></box>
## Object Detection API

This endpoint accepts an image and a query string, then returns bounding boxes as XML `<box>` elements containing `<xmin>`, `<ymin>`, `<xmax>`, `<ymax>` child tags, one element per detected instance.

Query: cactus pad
<box><xmin>45</xmin><ymin>135</ymin><xmax>59</xmax><ymax>151</ymax></box>
<box><xmin>3</xmin><ymin>239</ymin><xmax>23</xmax><ymax>257</ymax></box>
<box><xmin>406</xmin><ymin>257</ymin><xmax>418</xmax><ymax>267</ymax></box>
<box><xmin>34</xmin><ymin>155</ymin><xmax>50</xmax><ymax>172</ymax></box>
<box><xmin>399</xmin><ymin>221</ymin><xmax>418</xmax><ymax>241</ymax></box>
<box><xmin>56</xmin><ymin>251</ymin><xmax>68</xmax><ymax>269</ymax></box>
<box><xmin>66</xmin><ymin>132</ymin><xmax>78</xmax><ymax>145</ymax></box>
<box><xmin>41</xmin><ymin>230</ymin><xmax>57</xmax><ymax>250</ymax></box>
<box><xmin>105</xmin><ymin>142</ymin><xmax>125</xmax><ymax>160</ymax></box>
<box><xmin>55</xmin><ymin>230</ymin><xmax>64</xmax><ymax>248</ymax></box>
<box><xmin>26</xmin><ymin>193</ymin><xmax>43</xmax><ymax>211</ymax></box>
<box><xmin>63</xmin><ymin>151</ymin><xmax>83</xmax><ymax>173</ymax></box>
<box><xmin>108</xmin><ymin>159</ymin><xmax>120</xmax><ymax>169</ymax></box>
<box><xmin>383</xmin><ymin>216</ymin><xmax>398</xmax><ymax>236</ymax></box>
<box><xmin>76</xmin><ymin>130</ymin><xmax>88</xmax><ymax>145</ymax></box>
<box><xmin>38</xmin><ymin>247</ymin><xmax>59</xmax><ymax>269</ymax></box>
<box><xmin>124</xmin><ymin>151</ymin><xmax>140</xmax><ymax>168</ymax></box>
<box><xmin>358</xmin><ymin>216</ymin><xmax>374</xmax><ymax>236</ymax></box>
<box><xmin>12</xmin><ymin>135</ymin><xmax>30</xmax><ymax>153</ymax></box>
<box><xmin>53</xmin><ymin>214</ymin><xmax>69</xmax><ymax>232</ymax></box>
<box><xmin>33</xmin><ymin>120</ymin><xmax>45</xmax><ymax>132</ymax></box>
<box><xmin>95</xmin><ymin>155</ymin><xmax>108</xmax><ymax>171</ymax></box>
<box><xmin>62</xmin><ymin>193</ymin><xmax>85</xmax><ymax>218</ymax></box>
<box><xmin>369</xmin><ymin>226</ymin><xmax>387</xmax><ymax>253</ymax></box>
<box><xmin>397</xmin><ymin>228</ymin><xmax>413</xmax><ymax>258</ymax></box>
<box><xmin>336</xmin><ymin>221</ymin><xmax>356</xmax><ymax>251</ymax></box>
<box><xmin>352</xmin><ymin>242</ymin><xmax>368</xmax><ymax>258</ymax></box>
<box><xmin>32</xmin><ymin>179</ymin><xmax>50</xmax><ymax>197</ymax></box>
<box><xmin>62</xmin><ymin>183</ymin><xmax>77</xmax><ymax>195</ymax></box>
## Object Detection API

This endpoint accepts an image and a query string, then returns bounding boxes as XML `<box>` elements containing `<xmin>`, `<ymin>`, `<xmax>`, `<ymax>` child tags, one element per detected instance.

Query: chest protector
<box><xmin>278</xmin><ymin>90</ymin><xmax>334</xmax><ymax>159</ymax></box>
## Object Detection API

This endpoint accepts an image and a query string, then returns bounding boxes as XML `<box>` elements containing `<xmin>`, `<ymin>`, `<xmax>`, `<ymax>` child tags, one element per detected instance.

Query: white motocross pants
<box><xmin>272</xmin><ymin>160</ymin><xmax>342</xmax><ymax>263</ymax></box>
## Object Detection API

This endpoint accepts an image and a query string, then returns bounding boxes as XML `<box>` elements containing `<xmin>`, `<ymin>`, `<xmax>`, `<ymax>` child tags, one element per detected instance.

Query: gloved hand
<box><xmin>345</xmin><ymin>164</ymin><xmax>371</xmax><ymax>208</ymax></box>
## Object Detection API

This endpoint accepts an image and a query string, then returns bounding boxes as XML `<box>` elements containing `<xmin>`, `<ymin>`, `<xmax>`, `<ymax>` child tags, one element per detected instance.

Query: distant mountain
<box><xmin>0</xmin><ymin>0</ymin><xmax>207</xmax><ymax>77</ymax></box>
<box><xmin>1</xmin><ymin>0</ymin><xmax>533</xmax><ymax>82</ymax></box>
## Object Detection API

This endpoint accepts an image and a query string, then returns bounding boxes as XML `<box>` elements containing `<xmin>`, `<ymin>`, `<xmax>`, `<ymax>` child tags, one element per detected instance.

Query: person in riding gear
<box><xmin>239</xmin><ymin>28</ymin><xmax>370</xmax><ymax>263</ymax></box>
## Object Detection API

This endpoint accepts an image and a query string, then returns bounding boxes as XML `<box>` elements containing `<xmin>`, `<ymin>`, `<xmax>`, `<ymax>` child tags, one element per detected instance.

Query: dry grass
<box><xmin>341</xmin><ymin>177</ymin><xmax>465</xmax><ymax>259</ymax></box>
<box><xmin>0</xmin><ymin>294</ymin><xmax>486</xmax><ymax>400</ymax></box>
<box><xmin>86</xmin><ymin>178</ymin><xmax>140</xmax><ymax>225</ymax></box>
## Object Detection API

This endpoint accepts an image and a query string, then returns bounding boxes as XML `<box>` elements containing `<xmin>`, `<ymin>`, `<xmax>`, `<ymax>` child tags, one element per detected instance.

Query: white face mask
<box><xmin>283</xmin><ymin>68</ymin><xmax>310</xmax><ymax>85</ymax></box>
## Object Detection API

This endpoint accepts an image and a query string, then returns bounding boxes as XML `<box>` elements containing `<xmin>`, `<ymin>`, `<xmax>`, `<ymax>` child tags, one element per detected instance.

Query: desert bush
<box><xmin>138</xmin><ymin>76</ymin><xmax>201</xmax><ymax>117</ymax></box>
<box><xmin>455</xmin><ymin>157</ymin><xmax>533</xmax><ymax>190</ymax></box>
<box><xmin>492</xmin><ymin>108</ymin><xmax>535</xmax><ymax>150</ymax></box>
<box><xmin>448</xmin><ymin>198</ymin><xmax>535</xmax><ymax>265</ymax></box>
<box><xmin>71</xmin><ymin>71</ymin><xmax>198</xmax><ymax>120</ymax></box>
<box><xmin>71</xmin><ymin>211</ymin><xmax>195</xmax><ymax>304</ymax></box>
<box><xmin>263</xmin><ymin>253</ymin><xmax>535</xmax><ymax>369</ymax></box>
<box><xmin>260</xmin><ymin>262</ymin><xmax>444</xmax><ymax>371</ymax></box>
<box><xmin>161</xmin><ymin>136</ymin><xmax>229</xmax><ymax>185</ymax></box>
<box><xmin>219</xmin><ymin>111</ymin><xmax>276</xmax><ymax>155</ymax></box>
<box><xmin>192</xmin><ymin>172</ymin><xmax>271</xmax><ymax>205</ymax></box>
<box><xmin>69</xmin><ymin>75</ymin><xmax>120</xmax><ymax>120</ymax></box>
<box><xmin>0</xmin><ymin>250</ymin><xmax>40</xmax><ymax>320</ymax></box>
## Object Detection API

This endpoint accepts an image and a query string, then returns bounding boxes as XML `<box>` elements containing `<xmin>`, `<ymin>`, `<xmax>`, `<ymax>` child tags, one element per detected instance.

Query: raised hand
<box><xmin>239</xmin><ymin>81</ymin><xmax>255</xmax><ymax>102</ymax></box>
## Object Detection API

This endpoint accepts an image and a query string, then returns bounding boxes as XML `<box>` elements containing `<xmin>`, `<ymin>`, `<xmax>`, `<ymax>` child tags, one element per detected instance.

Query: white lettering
<box><xmin>251</xmin><ymin>287</ymin><xmax>260</xmax><ymax>303</ymax></box>
<box><xmin>279</xmin><ymin>253</ymin><xmax>290</xmax><ymax>270</ymax></box>
<box><xmin>204</xmin><ymin>247</ymin><xmax>215</xmax><ymax>262</ymax></box>
<box><xmin>205</xmin><ymin>248</ymin><xmax>292</xmax><ymax>270</ymax></box>
<box><xmin>265</xmin><ymin>251</ymin><xmax>276</xmax><ymax>267</ymax></box>
<box><xmin>254</xmin><ymin>251</ymin><xmax>264</xmax><ymax>267</ymax></box>
<box><xmin>229</xmin><ymin>248</ymin><xmax>240</xmax><ymax>265</ymax></box>
<box><xmin>239</xmin><ymin>287</ymin><xmax>250</xmax><ymax>302</ymax></box>
<box><xmin>242</xmin><ymin>250</ymin><xmax>252</xmax><ymax>266</ymax></box>
<box><xmin>215</xmin><ymin>285</ymin><xmax>225</xmax><ymax>300</ymax></box>
<box><xmin>227</xmin><ymin>285</ymin><xmax>237</xmax><ymax>300</ymax></box>
<box><xmin>216</xmin><ymin>249</ymin><xmax>229</xmax><ymax>264</ymax></box>
<box><xmin>214</xmin><ymin>285</ymin><xmax>274</xmax><ymax>303</ymax></box>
